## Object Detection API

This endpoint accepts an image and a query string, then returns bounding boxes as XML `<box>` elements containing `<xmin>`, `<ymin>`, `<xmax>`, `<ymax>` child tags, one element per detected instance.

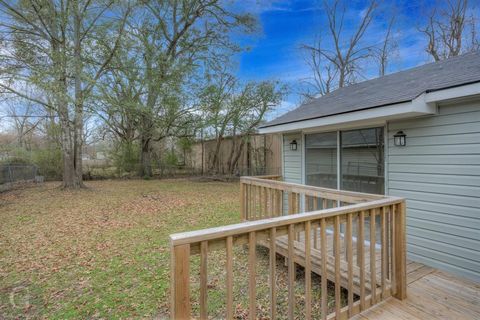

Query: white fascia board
<box><xmin>259</xmin><ymin>99</ymin><xmax>436</xmax><ymax>134</ymax></box>
<box><xmin>424</xmin><ymin>82</ymin><xmax>480</xmax><ymax>103</ymax></box>
<box><xmin>260</xmin><ymin>82</ymin><xmax>480</xmax><ymax>135</ymax></box>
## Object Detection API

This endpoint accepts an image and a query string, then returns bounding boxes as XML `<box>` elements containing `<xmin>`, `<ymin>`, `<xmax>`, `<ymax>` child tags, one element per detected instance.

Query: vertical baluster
<box><xmin>288</xmin><ymin>192</ymin><xmax>294</xmax><ymax>215</ymax></box>
<box><xmin>249</xmin><ymin>232</ymin><xmax>256</xmax><ymax>320</ymax></box>
<box><xmin>262</xmin><ymin>187</ymin><xmax>267</xmax><ymax>218</ymax></box>
<box><xmin>313</xmin><ymin>198</ymin><xmax>319</xmax><ymax>249</ymax></box>
<box><xmin>357</xmin><ymin>213</ymin><xmax>362</xmax><ymax>267</ymax></box>
<box><xmin>359</xmin><ymin>211</ymin><xmax>365</xmax><ymax>311</ymax></box>
<box><xmin>269</xmin><ymin>228</ymin><xmax>277</xmax><ymax>319</ymax></box>
<box><xmin>334</xmin><ymin>216</ymin><xmax>341</xmax><ymax>317</ymax></box>
<box><xmin>240</xmin><ymin>182</ymin><xmax>246</xmax><ymax>221</ymax></box>
<box><xmin>346</xmin><ymin>213</ymin><xmax>354</xmax><ymax>316</ymax></box>
<box><xmin>280</xmin><ymin>190</ymin><xmax>284</xmax><ymax>215</ymax></box>
<box><xmin>252</xmin><ymin>185</ymin><xmax>258</xmax><ymax>220</ymax></box>
<box><xmin>251</xmin><ymin>185</ymin><xmax>254</xmax><ymax>219</ymax></box>
<box><xmin>245</xmin><ymin>184</ymin><xmax>249</xmax><ymax>220</ymax></box>
<box><xmin>296</xmin><ymin>193</ymin><xmax>301</xmax><ymax>241</ymax></box>
<box><xmin>258</xmin><ymin>187</ymin><xmax>262</xmax><ymax>219</ymax></box>
<box><xmin>320</xmin><ymin>218</ymin><xmax>327</xmax><ymax>320</ymax></box>
<box><xmin>305</xmin><ymin>221</ymin><xmax>312</xmax><ymax>320</ymax></box>
<box><xmin>381</xmin><ymin>206</ymin><xmax>387</xmax><ymax>300</ymax></box>
<box><xmin>322</xmin><ymin>198</ymin><xmax>327</xmax><ymax>209</ymax></box>
<box><xmin>200</xmin><ymin>241</ymin><xmax>208</xmax><ymax>320</ymax></box>
<box><xmin>370</xmin><ymin>209</ymin><xmax>377</xmax><ymax>305</ymax></box>
<box><xmin>226</xmin><ymin>237</ymin><xmax>233</xmax><ymax>320</ymax></box>
<box><xmin>267</xmin><ymin>188</ymin><xmax>272</xmax><ymax>218</ymax></box>
<box><xmin>275</xmin><ymin>189</ymin><xmax>279</xmax><ymax>216</ymax></box>
<box><xmin>271</xmin><ymin>188</ymin><xmax>276</xmax><ymax>217</ymax></box>
<box><xmin>295</xmin><ymin>193</ymin><xmax>300</xmax><ymax>213</ymax></box>
<box><xmin>391</xmin><ymin>204</ymin><xmax>396</xmax><ymax>296</ymax></box>
<box><xmin>249</xmin><ymin>185</ymin><xmax>253</xmax><ymax>220</ymax></box>
<box><xmin>386</xmin><ymin>205</ymin><xmax>391</xmax><ymax>279</ymax></box>
<box><xmin>288</xmin><ymin>224</ymin><xmax>295</xmax><ymax>320</ymax></box>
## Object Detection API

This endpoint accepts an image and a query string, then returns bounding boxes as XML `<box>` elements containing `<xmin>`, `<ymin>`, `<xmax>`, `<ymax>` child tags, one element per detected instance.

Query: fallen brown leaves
<box><xmin>0</xmin><ymin>179</ymin><xmax>240</xmax><ymax>318</ymax></box>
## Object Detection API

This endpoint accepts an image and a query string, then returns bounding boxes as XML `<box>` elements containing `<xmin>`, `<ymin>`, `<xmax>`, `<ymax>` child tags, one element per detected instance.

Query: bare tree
<box><xmin>302</xmin><ymin>0</ymin><xmax>378</xmax><ymax>98</ymax></box>
<box><xmin>375</xmin><ymin>16</ymin><xmax>397</xmax><ymax>76</ymax></box>
<box><xmin>420</xmin><ymin>0</ymin><xmax>479</xmax><ymax>61</ymax></box>
<box><xmin>6</xmin><ymin>100</ymin><xmax>42</xmax><ymax>149</ymax></box>
<box><xmin>301</xmin><ymin>36</ymin><xmax>338</xmax><ymax>99</ymax></box>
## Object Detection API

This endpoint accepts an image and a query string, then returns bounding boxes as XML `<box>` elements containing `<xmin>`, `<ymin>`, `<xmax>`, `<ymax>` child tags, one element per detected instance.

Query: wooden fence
<box><xmin>170</xmin><ymin>176</ymin><xmax>406</xmax><ymax>319</ymax></box>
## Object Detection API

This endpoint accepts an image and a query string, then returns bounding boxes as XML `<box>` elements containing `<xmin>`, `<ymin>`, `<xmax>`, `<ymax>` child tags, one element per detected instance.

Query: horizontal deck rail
<box><xmin>170</xmin><ymin>176</ymin><xmax>406</xmax><ymax>320</ymax></box>
<box><xmin>240</xmin><ymin>175</ymin><xmax>384</xmax><ymax>222</ymax></box>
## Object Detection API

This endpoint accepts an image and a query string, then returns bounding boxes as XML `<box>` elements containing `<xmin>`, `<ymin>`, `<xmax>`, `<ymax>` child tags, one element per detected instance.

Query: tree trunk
<box><xmin>54</xmin><ymin>48</ymin><xmax>83</xmax><ymax>188</ymax></box>
<box><xmin>210</xmin><ymin>135</ymin><xmax>224</xmax><ymax>174</ymax></box>
<box><xmin>226</xmin><ymin>131</ymin><xmax>237</xmax><ymax>174</ymax></box>
<box><xmin>230</xmin><ymin>138</ymin><xmax>246</xmax><ymax>175</ymax></box>
<box><xmin>139</xmin><ymin>134</ymin><xmax>152</xmax><ymax>177</ymax></box>
<box><xmin>59</xmin><ymin>119</ymin><xmax>83</xmax><ymax>188</ymax></box>
<box><xmin>70</xmin><ymin>0</ymin><xmax>85</xmax><ymax>189</ymax></box>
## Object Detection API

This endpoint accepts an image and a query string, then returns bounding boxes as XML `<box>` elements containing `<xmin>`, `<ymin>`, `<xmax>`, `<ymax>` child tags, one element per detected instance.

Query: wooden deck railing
<box><xmin>170</xmin><ymin>176</ymin><xmax>406</xmax><ymax>319</ymax></box>
<box><xmin>240</xmin><ymin>175</ymin><xmax>383</xmax><ymax>221</ymax></box>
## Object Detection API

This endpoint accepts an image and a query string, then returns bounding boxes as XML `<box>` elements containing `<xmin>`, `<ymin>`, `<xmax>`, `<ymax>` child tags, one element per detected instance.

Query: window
<box><xmin>341</xmin><ymin>128</ymin><xmax>384</xmax><ymax>194</ymax></box>
<box><xmin>304</xmin><ymin>127</ymin><xmax>385</xmax><ymax>195</ymax></box>
<box><xmin>305</xmin><ymin>132</ymin><xmax>337</xmax><ymax>189</ymax></box>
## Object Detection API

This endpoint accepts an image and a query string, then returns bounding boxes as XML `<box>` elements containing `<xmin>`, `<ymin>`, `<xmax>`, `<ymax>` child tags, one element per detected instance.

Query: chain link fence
<box><xmin>0</xmin><ymin>164</ymin><xmax>40</xmax><ymax>191</ymax></box>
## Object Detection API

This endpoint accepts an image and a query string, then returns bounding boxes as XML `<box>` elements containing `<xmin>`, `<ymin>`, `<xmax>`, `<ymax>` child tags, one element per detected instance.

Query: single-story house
<box><xmin>259</xmin><ymin>51</ymin><xmax>480</xmax><ymax>282</ymax></box>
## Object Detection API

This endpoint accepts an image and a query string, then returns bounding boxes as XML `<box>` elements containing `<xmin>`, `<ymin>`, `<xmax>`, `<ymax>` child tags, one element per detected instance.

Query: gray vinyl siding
<box><xmin>283</xmin><ymin>133</ymin><xmax>302</xmax><ymax>214</ymax></box>
<box><xmin>283</xmin><ymin>133</ymin><xmax>303</xmax><ymax>184</ymax></box>
<box><xmin>387</xmin><ymin>100</ymin><xmax>480</xmax><ymax>282</ymax></box>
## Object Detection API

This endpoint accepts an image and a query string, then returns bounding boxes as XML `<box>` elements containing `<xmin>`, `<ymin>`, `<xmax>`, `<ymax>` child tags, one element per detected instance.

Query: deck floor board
<box><xmin>351</xmin><ymin>267</ymin><xmax>480</xmax><ymax>320</ymax></box>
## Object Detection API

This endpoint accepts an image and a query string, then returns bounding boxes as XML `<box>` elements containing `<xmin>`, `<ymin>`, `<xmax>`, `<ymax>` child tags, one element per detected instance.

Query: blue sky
<box><xmin>233</xmin><ymin>0</ymin><xmax>443</xmax><ymax>118</ymax></box>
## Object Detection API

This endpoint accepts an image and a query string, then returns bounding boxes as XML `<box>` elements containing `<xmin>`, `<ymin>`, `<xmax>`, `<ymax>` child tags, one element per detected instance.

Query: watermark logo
<box><xmin>9</xmin><ymin>284</ymin><xmax>31</xmax><ymax>311</ymax></box>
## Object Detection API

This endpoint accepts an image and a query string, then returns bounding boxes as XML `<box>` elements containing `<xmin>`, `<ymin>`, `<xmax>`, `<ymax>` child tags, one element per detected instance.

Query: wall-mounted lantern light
<box><xmin>394</xmin><ymin>131</ymin><xmax>406</xmax><ymax>146</ymax></box>
<box><xmin>289</xmin><ymin>139</ymin><xmax>298</xmax><ymax>151</ymax></box>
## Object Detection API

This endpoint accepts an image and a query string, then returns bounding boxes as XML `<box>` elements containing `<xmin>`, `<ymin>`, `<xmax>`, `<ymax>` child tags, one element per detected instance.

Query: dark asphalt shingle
<box><xmin>262</xmin><ymin>51</ymin><xmax>480</xmax><ymax>128</ymax></box>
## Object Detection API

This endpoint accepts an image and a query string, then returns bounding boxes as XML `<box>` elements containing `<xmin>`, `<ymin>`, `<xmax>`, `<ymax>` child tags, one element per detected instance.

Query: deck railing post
<box><xmin>393</xmin><ymin>200</ymin><xmax>407</xmax><ymax>300</ymax></box>
<box><xmin>240</xmin><ymin>180</ymin><xmax>246</xmax><ymax>221</ymax></box>
<box><xmin>170</xmin><ymin>243</ymin><xmax>191</xmax><ymax>319</ymax></box>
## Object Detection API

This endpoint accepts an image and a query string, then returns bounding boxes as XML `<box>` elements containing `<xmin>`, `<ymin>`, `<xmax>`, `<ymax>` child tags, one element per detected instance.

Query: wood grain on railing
<box><xmin>169</xmin><ymin>176</ymin><xmax>406</xmax><ymax>320</ymax></box>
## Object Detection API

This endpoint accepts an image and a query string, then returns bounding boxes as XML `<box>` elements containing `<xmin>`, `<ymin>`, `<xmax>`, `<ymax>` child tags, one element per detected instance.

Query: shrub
<box><xmin>111</xmin><ymin>141</ymin><xmax>140</xmax><ymax>174</ymax></box>
<box><xmin>163</xmin><ymin>150</ymin><xmax>179</xmax><ymax>167</ymax></box>
<box><xmin>32</xmin><ymin>148</ymin><xmax>63</xmax><ymax>180</ymax></box>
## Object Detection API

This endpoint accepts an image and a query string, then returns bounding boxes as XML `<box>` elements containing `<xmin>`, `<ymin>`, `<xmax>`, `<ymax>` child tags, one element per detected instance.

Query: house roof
<box><xmin>261</xmin><ymin>51</ymin><xmax>480</xmax><ymax>129</ymax></box>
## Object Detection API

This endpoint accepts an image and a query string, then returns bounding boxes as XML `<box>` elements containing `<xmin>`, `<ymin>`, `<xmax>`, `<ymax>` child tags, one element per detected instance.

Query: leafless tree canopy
<box><xmin>301</xmin><ymin>0</ymin><xmax>385</xmax><ymax>100</ymax></box>
<box><xmin>420</xmin><ymin>0</ymin><xmax>479</xmax><ymax>61</ymax></box>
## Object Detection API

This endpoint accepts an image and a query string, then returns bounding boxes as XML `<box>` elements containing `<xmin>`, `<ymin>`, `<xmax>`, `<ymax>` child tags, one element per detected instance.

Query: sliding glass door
<box><xmin>305</xmin><ymin>132</ymin><xmax>337</xmax><ymax>189</ymax></box>
<box><xmin>341</xmin><ymin>128</ymin><xmax>384</xmax><ymax>194</ymax></box>
<box><xmin>305</xmin><ymin>127</ymin><xmax>385</xmax><ymax>194</ymax></box>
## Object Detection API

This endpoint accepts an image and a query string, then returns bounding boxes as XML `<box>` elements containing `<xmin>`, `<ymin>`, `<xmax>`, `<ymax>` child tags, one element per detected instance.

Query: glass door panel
<box><xmin>305</xmin><ymin>132</ymin><xmax>337</xmax><ymax>189</ymax></box>
<box><xmin>340</xmin><ymin>127</ymin><xmax>384</xmax><ymax>194</ymax></box>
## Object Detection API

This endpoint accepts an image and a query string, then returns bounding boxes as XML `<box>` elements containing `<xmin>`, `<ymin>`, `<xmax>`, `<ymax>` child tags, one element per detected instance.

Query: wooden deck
<box><xmin>259</xmin><ymin>229</ymin><xmax>387</xmax><ymax>296</ymax></box>
<box><xmin>353</xmin><ymin>261</ymin><xmax>480</xmax><ymax>320</ymax></box>
<box><xmin>260</xmin><ymin>230</ymin><xmax>480</xmax><ymax>320</ymax></box>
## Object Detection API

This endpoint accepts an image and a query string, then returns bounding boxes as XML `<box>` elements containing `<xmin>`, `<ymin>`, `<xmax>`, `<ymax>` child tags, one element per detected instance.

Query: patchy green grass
<box><xmin>0</xmin><ymin>179</ymin><xmax>344</xmax><ymax>319</ymax></box>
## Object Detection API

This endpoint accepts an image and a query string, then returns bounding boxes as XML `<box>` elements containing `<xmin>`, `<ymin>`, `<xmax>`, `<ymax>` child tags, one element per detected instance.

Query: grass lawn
<box><xmin>0</xmin><ymin>179</ymin><xmax>344</xmax><ymax>319</ymax></box>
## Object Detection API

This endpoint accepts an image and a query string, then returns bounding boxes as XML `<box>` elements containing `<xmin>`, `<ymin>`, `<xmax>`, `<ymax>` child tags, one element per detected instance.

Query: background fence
<box><xmin>0</xmin><ymin>164</ymin><xmax>39</xmax><ymax>191</ymax></box>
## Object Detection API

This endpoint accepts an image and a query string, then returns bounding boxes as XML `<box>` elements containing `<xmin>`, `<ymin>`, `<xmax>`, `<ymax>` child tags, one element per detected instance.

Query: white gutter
<box><xmin>259</xmin><ymin>82</ymin><xmax>480</xmax><ymax>134</ymax></box>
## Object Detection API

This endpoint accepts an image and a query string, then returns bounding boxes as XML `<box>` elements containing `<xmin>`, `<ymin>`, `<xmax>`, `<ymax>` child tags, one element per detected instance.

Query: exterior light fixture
<box><xmin>289</xmin><ymin>139</ymin><xmax>298</xmax><ymax>151</ymax></box>
<box><xmin>394</xmin><ymin>131</ymin><xmax>406</xmax><ymax>146</ymax></box>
